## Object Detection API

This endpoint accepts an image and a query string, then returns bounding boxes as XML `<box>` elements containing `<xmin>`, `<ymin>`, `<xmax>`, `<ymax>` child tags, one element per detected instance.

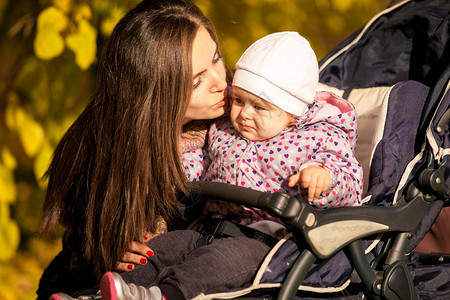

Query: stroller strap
<box><xmin>196</xmin><ymin>218</ymin><xmax>279</xmax><ymax>248</ymax></box>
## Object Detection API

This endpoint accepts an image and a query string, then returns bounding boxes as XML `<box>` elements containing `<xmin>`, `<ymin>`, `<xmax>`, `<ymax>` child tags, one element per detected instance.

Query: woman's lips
<box><xmin>214</xmin><ymin>91</ymin><xmax>228</xmax><ymax>107</ymax></box>
<box><xmin>215</xmin><ymin>99</ymin><xmax>226</xmax><ymax>107</ymax></box>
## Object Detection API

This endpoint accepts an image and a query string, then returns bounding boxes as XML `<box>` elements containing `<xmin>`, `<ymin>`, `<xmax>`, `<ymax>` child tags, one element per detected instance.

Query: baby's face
<box><xmin>230</xmin><ymin>86</ymin><xmax>295</xmax><ymax>141</ymax></box>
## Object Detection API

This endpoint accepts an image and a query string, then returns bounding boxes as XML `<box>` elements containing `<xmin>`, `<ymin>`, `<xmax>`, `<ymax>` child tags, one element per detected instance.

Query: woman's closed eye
<box><xmin>213</xmin><ymin>51</ymin><xmax>222</xmax><ymax>64</ymax></box>
<box><xmin>193</xmin><ymin>77</ymin><xmax>202</xmax><ymax>90</ymax></box>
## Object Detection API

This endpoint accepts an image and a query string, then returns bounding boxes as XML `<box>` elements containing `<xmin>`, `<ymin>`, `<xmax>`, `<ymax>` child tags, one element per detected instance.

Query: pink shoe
<box><xmin>100</xmin><ymin>272</ymin><xmax>162</xmax><ymax>300</ymax></box>
<box><xmin>100</xmin><ymin>272</ymin><xmax>119</xmax><ymax>300</ymax></box>
<box><xmin>49</xmin><ymin>294</ymin><xmax>67</xmax><ymax>300</ymax></box>
<box><xmin>49</xmin><ymin>293</ymin><xmax>101</xmax><ymax>300</ymax></box>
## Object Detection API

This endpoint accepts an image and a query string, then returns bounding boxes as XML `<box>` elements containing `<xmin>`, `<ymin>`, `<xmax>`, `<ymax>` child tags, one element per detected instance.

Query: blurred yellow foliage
<box><xmin>0</xmin><ymin>164</ymin><xmax>16</xmax><ymax>203</ymax></box>
<box><xmin>34</xmin><ymin>3</ymin><xmax>98</xmax><ymax>70</ymax></box>
<box><xmin>0</xmin><ymin>201</ymin><xmax>20</xmax><ymax>261</ymax></box>
<box><xmin>332</xmin><ymin>0</ymin><xmax>354</xmax><ymax>12</ymax></box>
<box><xmin>0</xmin><ymin>239</ymin><xmax>62</xmax><ymax>299</ymax></box>
<box><xmin>74</xmin><ymin>3</ymin><xmax>93</xmax><ymax>22</ymax></box>
<box><xmin>66</xmin><ymin>19</ymin><xmax>97</xmax><ymax>70</ymax></box>
<box><xmin>34</xmin><ymin>6</ymin><xmax>68</xmax><ymax>60</ymax></box>
<box><xmin>34</xmin><ymin>30</ymin><xmax>66</xmax><ymax>60</ymax></box>
<box><xmin>53</xmin><ymin>0</ymin><xmax>72</xmax><ymax>13</ymax></box>
<box><xmin>194</xmin><ymin>1</ymin><xmax>211</xmax><ymax>16</ymax></box>
<box><xmin>1</xmin><ymin>147</ymin><xmax>17</xmax><ymax>170</ymax></box>
<box><xmin>100</xmin><ymin>5</ymin><xmax>126</xmax><ymax>36</ymax></box>
<box><xmin>19</xmin><ymin>115</ymin><xmax>46</xmax><ymax>159</ymax></box>
<box><xmin>36</xmin><ymin>6</ymin><xmax>68</xmax><ymax>32</ymax></box>
<box><xmin>6</xmin><ymin>104</ymin><xmax>45</xmax><ymax>158</ymax></box>
<box><xmin>34</xmin><ymin>142</ymin><xmax>53</xmax><ymax>188</ymax></box>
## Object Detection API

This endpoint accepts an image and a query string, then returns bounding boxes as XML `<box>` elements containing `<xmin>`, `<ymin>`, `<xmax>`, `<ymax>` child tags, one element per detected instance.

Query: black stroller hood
<box><xmin>319</xmin><ymin>0</ymin><xmax>450</xmax><ymax>248</ymax></box>
<box><xmin>319</xmin><ymin>0</ymin><xmax>449</xmax><ymax>91</ymax></box>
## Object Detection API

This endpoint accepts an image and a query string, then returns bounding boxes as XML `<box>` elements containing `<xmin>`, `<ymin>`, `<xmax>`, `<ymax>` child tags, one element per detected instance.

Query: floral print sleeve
<box><xmin>182</xmin><ymin>149</ymin><xmax>209</xmax><ymax>182</ymax></box>
<box><xmin>303</xmin><ymin>92</ymin><xmax>363</xmax><ymax>208</ymax></box>
<box><xmin>299</xmin><ymin>120</ymin><xmax>363</xmax><ymax>208</ymax></box>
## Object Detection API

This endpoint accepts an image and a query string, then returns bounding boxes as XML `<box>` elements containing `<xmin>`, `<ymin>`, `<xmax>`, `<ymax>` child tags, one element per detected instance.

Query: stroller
<box><xmin>188</xmin><ymin>0</ymin><xmax>450</xmax><ymax>299</ymax></box>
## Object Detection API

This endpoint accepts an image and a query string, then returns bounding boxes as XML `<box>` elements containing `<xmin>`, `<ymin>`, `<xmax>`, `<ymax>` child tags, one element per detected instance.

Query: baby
<box><xmin>185</xmin><ymin>31</ymin><xmax>364</xmax><ymax>233</ymax></box>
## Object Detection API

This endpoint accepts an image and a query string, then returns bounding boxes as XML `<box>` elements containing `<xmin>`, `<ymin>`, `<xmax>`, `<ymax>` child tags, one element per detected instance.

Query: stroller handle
<box><xmin>189</xmin><ymin>181</ymin><xmax>269</xmax><ymax>207</ymax></box>
<box><xmin>189</xmin><ymin>179</ymin><xmax>441</xmax><ymax>259</ymax></box>
<box><xmin>189</xmin><ymin>181</ymin><xmax>315</xmax><ymax>223</ymax></box>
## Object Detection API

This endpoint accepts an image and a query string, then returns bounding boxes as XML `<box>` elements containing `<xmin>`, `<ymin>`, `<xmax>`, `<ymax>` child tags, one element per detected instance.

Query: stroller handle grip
<box><xmin>190</xmin><ymin>181</ymin><xmax>267</xmax><ymax>208</ymax></box>
<box><xmin>189</xmin><ymin>181</ymin><xmax>313</xmax><ymax>222</ymax></box>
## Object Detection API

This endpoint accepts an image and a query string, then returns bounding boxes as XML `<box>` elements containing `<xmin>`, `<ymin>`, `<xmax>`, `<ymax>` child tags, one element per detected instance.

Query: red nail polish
<box><xmin>127</xmin><ymin>264</ymin><xmax>134</xmax><ymax>270</ymax></box>
<box><xmin>140</xmin><ymin>258</ymin><xmax>147</xmax><ymax>264</ymax></box>
<box><xmin>147</xmin><ymin>250</ymin><xmax>154</xmax><ymax>257</ymax></box>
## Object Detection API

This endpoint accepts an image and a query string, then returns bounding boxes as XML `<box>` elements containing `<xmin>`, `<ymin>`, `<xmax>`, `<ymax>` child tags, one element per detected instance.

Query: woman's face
<box><xmin>184</xmin><ymin>26</ymin><xmax>228</xmax><ymax>125</ymax></box>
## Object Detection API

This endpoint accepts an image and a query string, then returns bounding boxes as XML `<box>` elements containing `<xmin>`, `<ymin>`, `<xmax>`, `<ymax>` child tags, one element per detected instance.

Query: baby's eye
<box><xmin>233</xmin><ymin>98</ymin><xmax>244</xmax><ymax>105</ymax></box>
<box><xmin>254</xmin><ymin>105</ymin><xmax>265</xmax><ymax>111</ymax></box>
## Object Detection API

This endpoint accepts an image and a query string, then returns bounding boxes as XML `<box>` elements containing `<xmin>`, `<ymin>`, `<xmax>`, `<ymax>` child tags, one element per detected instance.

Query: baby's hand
<box><xmin>288</xmin><ymin>166</ymin><xmax>331</xmax><ymax>202</ymax></box>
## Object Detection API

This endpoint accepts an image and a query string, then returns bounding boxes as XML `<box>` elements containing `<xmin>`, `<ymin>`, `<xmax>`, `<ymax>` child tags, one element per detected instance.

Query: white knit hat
<box><xmin>233</xmin><ymin>31</ymin><xmax>318</xmax><ymax>116</ymax></box>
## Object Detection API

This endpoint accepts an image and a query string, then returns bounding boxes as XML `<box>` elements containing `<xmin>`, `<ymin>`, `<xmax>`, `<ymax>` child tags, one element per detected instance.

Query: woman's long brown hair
<box><xmin>40</xmin><ymin>0</ymin><xmax>221</xmax><ymax>279</ymax></box>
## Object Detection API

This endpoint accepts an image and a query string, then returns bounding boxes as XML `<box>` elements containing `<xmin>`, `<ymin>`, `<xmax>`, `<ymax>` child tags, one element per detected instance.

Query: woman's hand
<box><xmin>288</xmin><ymin>165</ymin><xmax>331</xmax><ymax>202</ymax></box>
<box><xmin>116</xmin><ymin>233</ymin><xmax>154</xmax><ymax>272</ymax></box>
<box><xmin>115</xmin><ymin>216</ymin><xmax>168</xmax><ymax>271</ymax></box>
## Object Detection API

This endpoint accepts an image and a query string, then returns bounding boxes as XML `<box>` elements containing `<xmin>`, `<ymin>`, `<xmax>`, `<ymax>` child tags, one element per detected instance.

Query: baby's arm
<box><xmin>287</xmin><ymin>133</ymin><xmax>363</xmax><ymax>208</ymax></box>
<box><xmin>182</xmin><ymin>149</ymin><xmax>209</xmax><ymax>181</ymax></box>
<box><xmin>288</xmin><ymin>165</ymin><xmax>331</xmax><ymax>202</ymax></box>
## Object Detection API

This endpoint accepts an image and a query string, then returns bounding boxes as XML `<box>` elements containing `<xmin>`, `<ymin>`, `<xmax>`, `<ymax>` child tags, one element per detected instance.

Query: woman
<box><xmin>38</xmin><ymin>0</ymin><xmax>229</xmax><ymax>298</ymax></box>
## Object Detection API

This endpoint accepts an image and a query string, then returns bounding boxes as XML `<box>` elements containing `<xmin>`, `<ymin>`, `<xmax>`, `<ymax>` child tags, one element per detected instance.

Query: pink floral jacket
<box><xmin>182</xmin><ymin>91</ymin><xmax>364</xmax><ymax>226</ymax></box>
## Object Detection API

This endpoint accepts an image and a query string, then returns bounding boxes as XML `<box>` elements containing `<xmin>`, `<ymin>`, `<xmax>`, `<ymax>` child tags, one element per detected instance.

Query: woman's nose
<box><xmin>210</xmin><ymin>66</ymin><xmax>227</xmax><ymax>93</ymax></box>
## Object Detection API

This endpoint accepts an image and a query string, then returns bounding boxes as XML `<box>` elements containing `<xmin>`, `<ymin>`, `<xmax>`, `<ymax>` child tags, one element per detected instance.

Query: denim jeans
<box><xmin>121</xmin><ymin>230</ymin><xmax>270</xmax><ymax>299</ymax></box>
